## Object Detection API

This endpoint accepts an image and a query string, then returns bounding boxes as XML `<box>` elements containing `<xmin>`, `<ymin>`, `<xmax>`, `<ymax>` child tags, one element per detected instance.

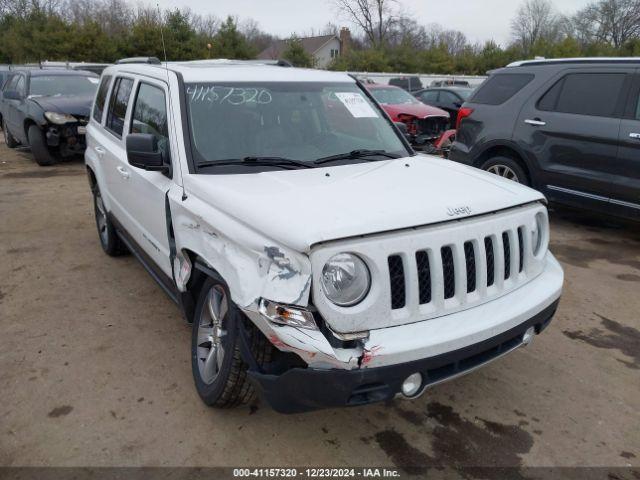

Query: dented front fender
<box><xmin>169</xmin><ymin>188</ymin><xmax>312</xmax><ymax>309</ymax></box>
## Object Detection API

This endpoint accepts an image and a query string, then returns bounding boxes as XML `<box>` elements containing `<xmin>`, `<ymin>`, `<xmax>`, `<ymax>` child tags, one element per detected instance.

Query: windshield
<box><xmin>185</xmin><ymin>82</ymin><xmax>409</xmax><ymax>169</ymax></box>
<box><xmin>29</xmin><ymin>75</ymin><xmax>99</xmax><ymax>97</ymax></box>
<box><xmin>369</xmin><ymin>87</ymin><xmax>420</xmax><ymax>105</ymax></box>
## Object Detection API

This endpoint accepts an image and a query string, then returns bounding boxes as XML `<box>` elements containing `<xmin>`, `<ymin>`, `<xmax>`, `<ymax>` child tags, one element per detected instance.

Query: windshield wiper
<box><xmin>197</xmin><ymin>156</ymin><xmax>314</xmax><ymax>170</ymax></box>
<box><xmin>313</xmin><ymin>149</ymin><xmax>400</xmax><ymax>165</ymax></box>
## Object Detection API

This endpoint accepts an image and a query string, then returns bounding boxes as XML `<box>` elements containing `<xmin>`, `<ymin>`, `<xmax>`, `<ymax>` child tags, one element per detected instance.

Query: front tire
<box><xmin>480</xmin><ymin>156</ymin><xmax>529</xmax><ymax>186</ymax></box>
<box><xmin>92</xmin><ymin>185</ymin><xmax>127</xmax><ymax>256</ymax></box>
<box><xmin>27</xmin><ymin>125</ymin><xmax>55</xmax><ymax>166</ymax></box>
<box><xmin>192</xmin><ymin>276</ymin><xmax>273</xmax><ymax>408</ymax></box>
<box><xmin>2</xmin><ymin>119</ymin><xmax>19</xmax><ymax>148</ymax></box>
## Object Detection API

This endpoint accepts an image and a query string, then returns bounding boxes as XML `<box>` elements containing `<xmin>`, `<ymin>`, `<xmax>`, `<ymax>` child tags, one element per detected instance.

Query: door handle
<box><xmin>629</xmin><ymin>133</ymin><xmax>640</xmax><ymax>139</ymax></box>
<box><xmin>525</xmin><ymin>119</ymin><xmax>546</xmax><ymax>126</ymax></box>
<box><xmin>95</xmin><ymin>146</ymin><xmax>105</xmax><ymax>156</ymax></box>
<box><xmin>116</xmin><ymin>166</ymin><xmax>130</xmax><ymax>179</ymax></box>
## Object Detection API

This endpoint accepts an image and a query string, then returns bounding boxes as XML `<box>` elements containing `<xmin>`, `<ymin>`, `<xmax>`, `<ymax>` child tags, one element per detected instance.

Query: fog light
<box><xmin>401</xmin><ymin>373</ymin><xmax>423</xmax><ymax>397</ymax></box>
<box><xmin>522</xmin><ymin>326</ymin><xmax>535</xmax><ymax>345</ymax></box>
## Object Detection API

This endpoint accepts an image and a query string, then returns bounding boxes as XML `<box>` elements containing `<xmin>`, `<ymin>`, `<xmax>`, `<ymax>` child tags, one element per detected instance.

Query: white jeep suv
<box><xmin>85</xmin><ymin>58</ymin><xmax>563</xmax><ymax>413</ymax></box>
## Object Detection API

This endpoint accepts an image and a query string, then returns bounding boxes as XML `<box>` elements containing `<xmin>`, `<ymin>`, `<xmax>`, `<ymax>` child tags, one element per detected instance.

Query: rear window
<box><xmin>105</xmin><ymin>77</ymin><xmax>134</xmax><ymax>137</ymax></box>
<box><xmin>92</xmin><ymin>75</ymin><xmax>112</xmax><ymax>123</ymax></box>
<box><xmin>471</xmin><ymin>73</ymin><xmax>534</xmax><ymax>105</ymax></box>
<box><xmin>538</xmin><ymin>73</ymin><xmax>626</xmax><ymax>117</ymax></box>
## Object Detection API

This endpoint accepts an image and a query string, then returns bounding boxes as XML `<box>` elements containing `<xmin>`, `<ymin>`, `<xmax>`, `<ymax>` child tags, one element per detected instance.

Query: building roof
<box><xmin>257</xmin><ymin>35</ymin><xmax>339</xmax><ymax>60</ymax></box>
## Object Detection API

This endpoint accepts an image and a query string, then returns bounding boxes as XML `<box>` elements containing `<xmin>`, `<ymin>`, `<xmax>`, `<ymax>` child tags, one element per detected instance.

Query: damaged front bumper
<box><xmin>241</xmin><ymin>254</ymin><xmax>563</xmax><ymax>413</ymax></box>
<box><xmin>246</xmin><ymin>300</ymin><xmax>557</xmax><ymax>413</ymax></box>
<box><xmin>45</xmin><ymin>123</ymin><xmax>87</xmax><ymax>156</ymax></box>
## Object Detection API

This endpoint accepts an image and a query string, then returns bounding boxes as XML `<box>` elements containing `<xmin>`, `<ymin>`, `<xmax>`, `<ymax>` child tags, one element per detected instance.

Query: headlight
<box><xmin>531</xmin><ymin>211</ymin><xmax>547</xmax><ymax>256</ymax></box>
<box><xmin>321</xmin><ymin>253</ymin><xmax>371</xmax><ymax>307</ymax></box>
<box><xmin>44</xmin><ymin>111</ymin><xmax>77</xmax><ymax>124</ymax></box>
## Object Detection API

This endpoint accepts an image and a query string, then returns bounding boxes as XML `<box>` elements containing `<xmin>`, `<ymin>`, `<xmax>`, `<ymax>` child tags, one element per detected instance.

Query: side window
<box><xmin>538</xmin><ymin>73</ymin><xmax>626</xmax><ymax>117</ymax></box>
<box><xmin>130</xmin><ymin>83</ymin><xmax>170</xmax><ymax>161</ymax></box>
<box><xmin>3</xmin><ymin>75</ymin><xmax>17</xmax><ymax>91</ymax></box>
<box><xmin>15</xmin><ymin>76</ymin><xmax>25</xmax><ymax>96</ymax></box>
<box><xmin>106</xmin><ymin>77</ymin><xmax>134</xmax><ymax>138</ymax></box>
<box><xmin>420</xmin><ymin>90</ymin><xmax>439</xmax><ymax>104</ymax></box>
<box><xmin>471</xmin><ymin>73</ymin><xmax>534</xmax><ymax>105</ymax></box>
<box><xmin>92</xmin><ymin>75</ymin><xmax>112</xmax><ymax>124</ymax></box>
<box><xmin>636</xmin><ymin>94</ymin><xmax>640</xmax><ymax>120</ymax></box>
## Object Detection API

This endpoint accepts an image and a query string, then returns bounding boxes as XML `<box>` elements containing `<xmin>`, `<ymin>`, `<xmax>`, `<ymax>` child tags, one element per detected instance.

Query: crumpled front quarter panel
<box><xmin>169</xmin><ymin>187</ymin><xmax>312</xmax><ymax>309</ymax></box>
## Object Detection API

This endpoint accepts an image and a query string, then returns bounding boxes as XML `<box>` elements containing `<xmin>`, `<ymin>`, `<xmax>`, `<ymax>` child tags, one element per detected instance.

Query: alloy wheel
<box><xmin>196</xmin><ymin>285</ymin><xmax>228</xmax><ymax>385</ymax></box>
<box><xmin>486</xmin><ymin>164</ymin><xmax>520</xmax><ymax>183</ymax></box>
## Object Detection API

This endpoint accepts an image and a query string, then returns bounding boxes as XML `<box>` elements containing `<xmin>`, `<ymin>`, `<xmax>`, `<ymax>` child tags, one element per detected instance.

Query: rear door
<box><xmin>101</xmin><ymin>76</ymin><xmax>135</xmax><ymax>227</ymax></box>
<box><xmin>614</xmin><ymin>70</ymin><xmax>640</xmax><ymax>216</ymax></box>
<box><xmin>514</xmin><ymin>68</ymin><xmax>631</xmax><ymax>199</ymax></box>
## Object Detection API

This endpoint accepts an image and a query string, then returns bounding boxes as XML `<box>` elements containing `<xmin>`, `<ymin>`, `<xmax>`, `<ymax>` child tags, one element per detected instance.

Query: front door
<box><xmin>119</xmin><ymin>79</ymin><xmax>174</xmax><ymax>276</ymax></box>
<box><xmin>614</xmin><ymin>71</ymin><xmax>640</xmax><ymax>216</ymax></box>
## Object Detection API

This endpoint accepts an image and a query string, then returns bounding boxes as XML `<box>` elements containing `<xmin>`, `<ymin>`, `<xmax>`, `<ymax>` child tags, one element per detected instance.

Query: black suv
<box><xmin>0</xmin><ymin>69</ymin><xmax>99</xmax><ymax>165</ymax></box>
<box><xmin>450</xmin><ymin>58</ymin><xmax>640</xmax><ymax>221</ymax></box>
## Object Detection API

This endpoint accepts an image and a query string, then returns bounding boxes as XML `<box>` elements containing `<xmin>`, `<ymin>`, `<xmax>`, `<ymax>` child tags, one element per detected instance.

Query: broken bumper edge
<box><xmin>248</xmin><ymin>299</ymin><xmax>559</xmax><ymax>414</ymax></box>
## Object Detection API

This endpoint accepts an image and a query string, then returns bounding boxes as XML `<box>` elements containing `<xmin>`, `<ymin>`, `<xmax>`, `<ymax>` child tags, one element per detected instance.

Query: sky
<box><xmin>154</xmin><ymin>0</ymin><xmax>595</xmax><ymax>46</ymax></box>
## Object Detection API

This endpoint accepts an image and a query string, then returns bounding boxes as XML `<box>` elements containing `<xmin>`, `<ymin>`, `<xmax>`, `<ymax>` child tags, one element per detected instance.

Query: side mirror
<box><xmin>126</xmin><ymin>133</ymin><xmax>168</xmax><ymax>172</ymax></box>
<box><xmin>3</xmin><ymin>90</ymin><xmax>22</xmax><ymax>100</ymax></box>
<box><xmin>453</xmin><ymin>101</ymin><xmax>462</xmax><ymax>108</ymax></box>
<box><xmin>394</xmin><ymin>121</ymin><xmax>412</xmax><ymax>142</ymax></box>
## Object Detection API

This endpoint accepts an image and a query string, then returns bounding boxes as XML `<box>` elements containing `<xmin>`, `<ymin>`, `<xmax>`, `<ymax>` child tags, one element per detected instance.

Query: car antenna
<box><xmin>157</xmin><ymin>3</ymin><xmax>187</xmax><ymax>201</ymax></box>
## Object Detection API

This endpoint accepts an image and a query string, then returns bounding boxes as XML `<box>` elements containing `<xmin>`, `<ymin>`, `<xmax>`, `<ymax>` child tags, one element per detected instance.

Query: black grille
<box><xmin>416</xmin><ymin>116</ymin><xmax>449</xmax><ymax>138</ymax></box>
<box><xmin>485</xmin><ymin>237</ymin><xmax>495</xmax><ymax>287</ymax></box>
<box><xmin>416</xmin><ymin>251</ymin><xmax>432</xmax><ymax>304</ymax></box>
<box><xmin>464</xmin><ymin>242</ymin><xmax>476</xmax><ymax>293</ymax></box>
<box><xmin>503</xmin><ymin>232</ymin><xmax>511</xmax><ymax>280</ymax></box>
<box><xmin>441</xmin><ymin>246</ymin><xmax>455</xmax><ymax>299</ymax></box>
<box><xmin>517</xmin><ymin>227</ymin><xmax>524</xmax><ymax>273</ymax></box>
<box><xmin>388</xmin><ymin>255</ymin><xmax>406</xmax><ymax>309</ymax></box>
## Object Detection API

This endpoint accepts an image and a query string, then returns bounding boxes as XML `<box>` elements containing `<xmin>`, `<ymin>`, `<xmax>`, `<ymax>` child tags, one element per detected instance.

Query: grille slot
<box><xmin>416</xmin><ymin>251</ymin><xmax>432</xmax><ymax>304</ymax></box>
<box><xmin>485</xmin><ymin>237</ymin><xmax>495</xmax><ymax>287</ymax></box>
<box><xmin>441</xmin><ymin>246</ymin><xmax>455</xmax><ymax>299</ymax></box>
<box><xmin>517</xmin><ymin>227</ymin><xmax>524</xmax><ymax>273</ymax></box>
<box><xmin>464</xmin><ymin>241</ymin><xmax>476</xmax><ymax>293</ymax></box>
<box><xmin>502</xmin><ymin>232</ymin><xmax>511</xmax><ymax>280</ymax></box>
<box><xmin>388</xmin><ymin>255</ymin><xmax>406</xmax><ymax>309</ymax></box>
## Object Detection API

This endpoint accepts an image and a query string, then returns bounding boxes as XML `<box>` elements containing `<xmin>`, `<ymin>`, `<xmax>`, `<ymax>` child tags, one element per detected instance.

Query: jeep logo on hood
<box><xmin>447</xmin><ymin>206</ymin><xmax>472</xmax><ymax>217</ymax></box>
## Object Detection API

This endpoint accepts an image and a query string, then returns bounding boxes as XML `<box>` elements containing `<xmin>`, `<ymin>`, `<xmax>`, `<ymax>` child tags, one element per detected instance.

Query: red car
<box><xmin>365</xmin><ymin>83</ymin><xmax>450</xmax><ymax>150</ymax></box>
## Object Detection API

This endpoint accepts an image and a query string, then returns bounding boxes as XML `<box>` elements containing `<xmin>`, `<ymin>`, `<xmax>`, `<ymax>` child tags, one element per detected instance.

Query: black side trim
<box><xmin>109</xmin><ymin>213</ymin><xmax>179</xmax><ymax>304</ymax></box>
<box><xmin>173</xmin><ymin>70</ymin><xmax>196</xmax><ymax>174</ymax></box>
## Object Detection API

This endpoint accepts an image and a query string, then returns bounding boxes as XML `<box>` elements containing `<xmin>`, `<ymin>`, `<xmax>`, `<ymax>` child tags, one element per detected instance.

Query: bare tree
<box><xmin>511</xmin><ymin>0</ymin><xmax>562</xmax><ymax>54</ymax></box>
<box><xmin>333</xmin><ymin>0</ymin><xmax>397</xmax><ymax>48</ymax></box>
<box><xmin>573</xmin><ymin>0</ymin><xmax>640</xmax><ymax>47</ymax></box>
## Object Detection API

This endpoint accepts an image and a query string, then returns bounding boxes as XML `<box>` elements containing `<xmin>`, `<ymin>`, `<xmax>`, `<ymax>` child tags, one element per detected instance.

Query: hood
<box><xmin>184</xmin><ymin>156</ymin><xmax>544</xmax><ymax>253</ymax></box>
<box><xmin>32</xmin><ymin>94</ymin><xmax>94</xmax><ymax>119</ymax></box>
<box><xmin>380</xmin><ymin>102</ymin><xmax>449</xmax><ymax>119</ymax></box>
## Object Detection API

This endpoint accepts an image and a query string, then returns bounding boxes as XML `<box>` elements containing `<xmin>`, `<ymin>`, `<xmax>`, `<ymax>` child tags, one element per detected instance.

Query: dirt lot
<box><xmin>1</xmin><ymin>137</ymin><xmax>639</xmax><ymax>474</ymax></box>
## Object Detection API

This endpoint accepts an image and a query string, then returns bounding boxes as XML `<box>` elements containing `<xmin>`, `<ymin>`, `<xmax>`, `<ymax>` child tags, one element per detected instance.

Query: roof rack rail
<box><xmin>116</xmin><ymin>57</ymin><xmax>162</xmax><ymax>65</ymax></box>
<box><xmin>508</xmin><ymin>57</ymin><xmax>640</xmax><ymax>67</ymax></box>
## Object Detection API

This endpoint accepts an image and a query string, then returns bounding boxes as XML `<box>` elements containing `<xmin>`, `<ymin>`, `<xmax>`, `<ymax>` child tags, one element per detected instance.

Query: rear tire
<box><xmin>2</xmin><ymin>119</ymin><xmax>19</xmax><ymax>148</ymax></box>
<box><xmin>27</xmin><ymin>125</ymin><xmax>55</xmax><ymax>166</ymax></box>
<box><xmin>480</xmin><ymin>156</ymin><xmax>529</xmax><ymax>186</ymax></box>
<box><xmin>92</xmin><ymin>184</ymin><xmax>127</xmax><ymax>256</ymax></box>
<box><xmin>192</xmin><ymin>275</ymin><xmax>273</xmax><ymax>408</ymax></box>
